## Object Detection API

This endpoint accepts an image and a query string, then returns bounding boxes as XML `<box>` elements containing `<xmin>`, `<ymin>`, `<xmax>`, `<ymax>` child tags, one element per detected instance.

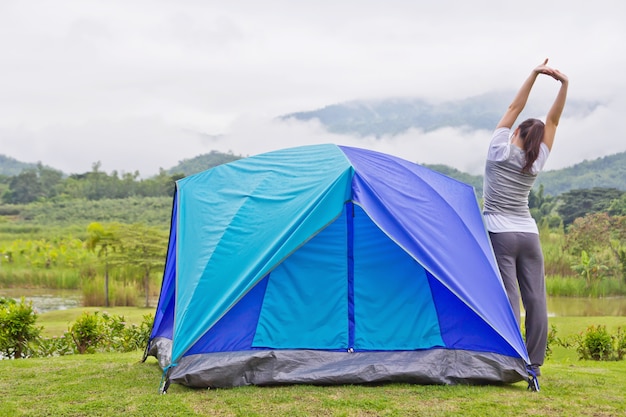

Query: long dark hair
<box><xmin>518</xmin><ymin>118</ymin><xmax>545</xmax><ymax>174</ymax></box>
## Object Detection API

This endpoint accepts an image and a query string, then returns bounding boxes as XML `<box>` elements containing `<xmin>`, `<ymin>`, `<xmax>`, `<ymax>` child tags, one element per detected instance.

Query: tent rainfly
<box><xmin>145</xmin><ymin>144</ymin><xmax>537</xmax><ymax>392</ymax></box>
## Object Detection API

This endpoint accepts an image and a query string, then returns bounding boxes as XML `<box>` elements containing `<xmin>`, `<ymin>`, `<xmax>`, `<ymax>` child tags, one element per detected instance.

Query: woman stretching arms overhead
<box><xmin>482</xmin><ymin>59</ymin><xmax>568</xmax><ymax>377</ymax></box>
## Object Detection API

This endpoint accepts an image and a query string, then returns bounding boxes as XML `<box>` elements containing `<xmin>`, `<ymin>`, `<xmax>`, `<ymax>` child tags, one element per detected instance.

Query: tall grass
<box><xmin>546</xmin><ymin>275</ymin><xmax>626</xmax><ymax>297</ymax></box>
<box><xmin>540</xmin><ymin>225</ymin><xmax>575</xmax><ymax>277</ymax></box>
<box><xmin>0</xmin><ymin>268</ymin><xmax>82</xmax><ymax>289</ymax></box>
<box><xmin>81</xmin><ymin>277</ymin><xmax>140</xmax><ymax>307</ymax></box>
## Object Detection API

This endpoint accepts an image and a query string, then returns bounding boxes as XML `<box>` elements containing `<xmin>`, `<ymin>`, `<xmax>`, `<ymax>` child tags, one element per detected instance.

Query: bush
<box><xmin>64</xmin><ymin>311</ymin><xmax>153</xmax><ymax>355</ymax></box>
<box><xmin>0</xmin><ymin>297</ymin><xmax>42</xmax><ymax>358</ymax></box>
<box><xmin>572</xmin><ymin>325</ymin><xmax>625</xmax><ymax>361</ymax></box>
<box><xmin>99</xmin><ymin>311</ymin><xmax>151</xmax><ymax>352</ymax></box>
<box><xmin>616</xmin><ymin>327</ymin><xmax>626</xmax><ymax>361</ymax></box>
<box><xmin>34</xmin><ymin>333</ymin><xmax>74</xmax><ymax>357</ymax></box>
<box><xmin>546</xmin><ymin>324</ymin><xmax>558</xmax><ymax>359</ymax></box>
<box><xmin>69</xmin><ymin>311</ymin><xmax>104</xmax><ymax>354</ymax></box>
<box><xmin>31</xmin><ymin>311</ymin><xmax>154</xmax><ymax>357</ymax></box>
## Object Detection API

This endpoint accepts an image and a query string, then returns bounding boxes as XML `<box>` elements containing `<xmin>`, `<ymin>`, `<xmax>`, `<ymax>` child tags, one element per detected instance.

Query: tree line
<box><xmin>0</xmin><ymin>162</ymin><xmax>183</xmax><ymax>204</ymax></box>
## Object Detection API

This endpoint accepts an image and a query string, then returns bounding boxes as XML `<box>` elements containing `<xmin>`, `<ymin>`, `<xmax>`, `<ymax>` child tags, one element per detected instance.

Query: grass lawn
<box><xmin>0</xmin><ymin>314</ymin><xmax>625</xmax><ymax>416</ymax></box>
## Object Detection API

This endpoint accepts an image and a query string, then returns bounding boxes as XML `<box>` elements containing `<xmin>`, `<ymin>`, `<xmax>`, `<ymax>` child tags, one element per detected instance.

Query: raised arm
<box><xmin>542</xmin><ymin>70</ymin><xmax>569</xmax><ymax>151</ymax></box>
<box><xmin>496</xmin><ymin>59</ymin><xmax>555</xmax><ymax>129</ymax></box>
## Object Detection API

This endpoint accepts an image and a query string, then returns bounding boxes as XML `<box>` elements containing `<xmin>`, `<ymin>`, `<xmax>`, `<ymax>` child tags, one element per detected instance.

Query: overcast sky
<box><xmin>1</xmin><ymin>0</ymin><xmax>625</xmax><ymax>177</ymax></box>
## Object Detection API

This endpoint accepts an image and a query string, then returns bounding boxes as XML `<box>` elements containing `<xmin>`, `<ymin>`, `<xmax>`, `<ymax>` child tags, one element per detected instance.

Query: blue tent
<box><xmin>146</xmin><ymin>144</ymin><xmax>531</xmax><ymax>391</ymax></box>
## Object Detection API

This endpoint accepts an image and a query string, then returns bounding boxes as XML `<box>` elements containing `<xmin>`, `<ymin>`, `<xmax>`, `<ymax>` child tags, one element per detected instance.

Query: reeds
<box><xmin>81</xmin><ymin>276</ymin><xmax>139</xmax><ymax>307</ymax></box>
<box><xmin>0</xmin><ymin>268</ymin><xmax>81</xmax><ymax>289</ymax></box>
<box><xmin>546</xmin><ymin>275</ymin><xmax>626</xmax><ymax>297</ymax></box>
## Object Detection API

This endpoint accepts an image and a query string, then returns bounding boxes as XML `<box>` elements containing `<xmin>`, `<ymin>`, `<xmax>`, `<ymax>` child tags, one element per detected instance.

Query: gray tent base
<box><xmin>148</xmin><ymin>337</ymin><xmax>528</xmax><ymax>389</ymax></box>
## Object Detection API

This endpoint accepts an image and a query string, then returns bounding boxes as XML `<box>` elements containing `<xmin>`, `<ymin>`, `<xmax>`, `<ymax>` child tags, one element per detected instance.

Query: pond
<box><xmin>547</xmin><ymin>296</ymin><xmax>626</xmax><ymax>317</ymax></box>
<box><xmin>1</xmin><ymin>288</ymin><xmax>625</xmax><ymax>317</ymax></box>
<box><xmin>0</xmin><ymin>288</ymin><xmax>82</xmax><ymax>314</ymax></box>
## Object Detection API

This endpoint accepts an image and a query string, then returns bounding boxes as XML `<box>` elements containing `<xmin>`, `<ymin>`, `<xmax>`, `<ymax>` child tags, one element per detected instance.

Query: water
<box><xmin>547</xmin><ymin>296</ymin><xmax>626</xmax><ymax>317</ymax></box>
<box><xmin>1</xmin><ymin>288</ymin><xmax>625</xmax><ymax>317</ymax></box>
<box><xmin>0</xmin><ymin>288</ymin><xmax>82</xmax><ymax>314</ymax></box>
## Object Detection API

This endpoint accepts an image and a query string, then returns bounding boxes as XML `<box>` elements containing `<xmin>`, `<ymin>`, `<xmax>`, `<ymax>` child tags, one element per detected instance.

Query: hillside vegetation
<box><xmin>166</xmin><ymin>150</ymin><xmax>245</xmax><ymax>177</ymax></box>
<box><xmin>536</xmin><ymin>152</ymin><xmax>626</xmax><ymax>196</ymax></box>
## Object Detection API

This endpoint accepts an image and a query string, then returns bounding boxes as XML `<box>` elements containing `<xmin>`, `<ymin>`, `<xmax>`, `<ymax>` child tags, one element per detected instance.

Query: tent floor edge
<box><xmin>165</xmin><ymin>348</ymin><xmax>527</xmax><ymax>389</ymax></box>
<box><xmin>145</xmin><ymin>336</ymin><xmax>173</xmax><ymax>369</ymax></box>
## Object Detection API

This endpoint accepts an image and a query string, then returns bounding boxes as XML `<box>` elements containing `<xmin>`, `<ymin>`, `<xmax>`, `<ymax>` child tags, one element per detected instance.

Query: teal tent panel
<box><xmin>252</xmin><ymin>208</ymin><xmax>348</xmax><ymax>349</ymax></box>
<box><xmin>172</xmin><ymin>144</ymin><xmax>353</xmax><ymax>363</ymax></box>
<box><xmin>352</xmin><ymin>206</ymin><xmax>444</xmax><ymax>350</ymax></box>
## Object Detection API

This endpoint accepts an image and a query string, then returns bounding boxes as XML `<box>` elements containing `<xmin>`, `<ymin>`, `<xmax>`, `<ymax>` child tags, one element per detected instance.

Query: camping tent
<box><xmin>146</xmin><ymin>144</ymin><xmax>532</xmax><ymax>391</ymax></box>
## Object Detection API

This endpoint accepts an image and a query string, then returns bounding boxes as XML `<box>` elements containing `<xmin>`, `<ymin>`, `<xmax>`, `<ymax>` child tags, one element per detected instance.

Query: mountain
<box><xmin>0</xmin><ymin>155</ymin><xmax>42</xmax><ymax>177</ymax></box>
<box><xmin>281</xmin><ymin>92</ymin><xmax>601</xmax><ymax>137</ymax></box>
<box><xmin>536</xmin><ymin>152</ymin><xmax>626</xmax><ymax>196</ymax></box>
<box><xmin>166</xmin><ymin>150</ymin><xmax>245</xmax><ymax>177</ymax></box>
<box><xmin>279</xmin><ymin>93</ymin><xmax>618</xmax><ymax>195</ymax></box>
<box><xmin>425</xmin><ymin>152</ymin><xmax>626</xmax><ymax>197</ymax></box>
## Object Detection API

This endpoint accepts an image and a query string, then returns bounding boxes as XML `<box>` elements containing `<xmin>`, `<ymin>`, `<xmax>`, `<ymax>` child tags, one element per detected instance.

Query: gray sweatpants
<box><xmin>489</xmin><ymin>232</ymin><xmax>548</xmax><ymax>367</ymax></box>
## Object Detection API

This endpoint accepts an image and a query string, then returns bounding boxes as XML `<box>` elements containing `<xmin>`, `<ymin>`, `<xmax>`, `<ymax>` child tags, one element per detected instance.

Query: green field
<box><xmin>0</xmin><ymin>313</ymin><xmax>625</xmax><ymax>417</ymax></box>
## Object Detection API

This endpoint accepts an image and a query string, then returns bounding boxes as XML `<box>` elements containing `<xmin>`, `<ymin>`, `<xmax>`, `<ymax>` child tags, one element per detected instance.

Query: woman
<box><xmin>483</xmin><ymin>59</ymin><xmax>568</xmax><ymax>377</ymax></box>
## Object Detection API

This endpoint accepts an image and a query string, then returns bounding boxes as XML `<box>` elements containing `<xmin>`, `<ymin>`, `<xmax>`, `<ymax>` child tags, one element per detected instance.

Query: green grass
<box><xmin>0</xmin><ymin>268</ymin><xmax>83</xmax><ymax>290</ymax></box>
<box><xmin>1</xmin><ymin>316</ymin><xmax>625</xmax><ymax>416</ymax></box>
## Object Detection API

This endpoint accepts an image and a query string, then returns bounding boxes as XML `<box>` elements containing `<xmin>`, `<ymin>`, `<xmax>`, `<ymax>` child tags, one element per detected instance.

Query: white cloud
<box><xmin>1</xmin><ymin>0</ymin><xmax>625</xmax><ymax>177</ymax></box>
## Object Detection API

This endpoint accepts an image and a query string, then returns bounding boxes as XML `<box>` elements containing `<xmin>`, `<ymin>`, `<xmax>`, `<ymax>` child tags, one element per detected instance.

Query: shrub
<box><xmin>0</xmin><ymin>297</ymin><xmax>42</xmax><ymax>358</ymax></box>
<box><xmin>616</xmin><ymin>327</ymin><xmax>626</xmax><ymax>361</ymax></box>
<box><xmin>34</xmin><ymin>333</ymin><xmax>75</xmax><ymax>357</ymax></box>
<box><xmin>100</xmin><ymin>312</ymin><xmax>144</xmax><ymax>352</ymax></box>
<box><xmin>64</xmin><ymin>311</ymin><xmax>153</xmax><ymax>355</ymax></box>
<box><xmin>571</xmin><ymin>250</ymin><xmax>610</xmax><ymax>288</ymax></box>
<box><xmin>572</xmin><ymin>325</ymin><xmax>624</xmax><ymax>361</ymax></box>
<box><xmin>69</xmin><ymin>311</ymin><xmax>104</xmax><ymax>354</ymax></box>
<box><xmin>546</xmin><ymin>324</ymin><xmax>558</xmax><ymax>359</ymax></box>
<box><xmin>32</xmin><ymin>312</ymin><xmax>154</xmax><ymax>357</ymax></box>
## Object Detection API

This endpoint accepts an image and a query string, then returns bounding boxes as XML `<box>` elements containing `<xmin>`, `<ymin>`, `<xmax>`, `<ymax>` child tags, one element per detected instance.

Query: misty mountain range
<box><xmin>0</xmin><ymin>92</ymin><xmax>622</xmax><ymax>197</ymax></box>
<box><xmin>281</xmin><ymin>91</ymin><xmax>602</xmax><ymax>137</ymax></box>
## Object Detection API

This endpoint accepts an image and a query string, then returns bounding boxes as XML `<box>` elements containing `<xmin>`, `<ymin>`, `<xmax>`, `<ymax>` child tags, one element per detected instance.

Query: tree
<box><xmin>2</xmin><ymin>170</ymin><xmax>44</xmax><ymax>204</ymax></box>
<box><xmin>608</xmin><ymin>193</ymin><xmax>626</xmax><ymax>216</ymax></box>
<box><xmin>529</xmin><ymin>184</ymin><xmax>561</xmax><ymax>228</ymax></box>
<box><xmin>566</xmin><ymin>213</ymin><xmax>613</xmax><ymax>256</ymax></box>
<box><xmin>85</xmin><ymin>222</ymin><xmax>121</xmax><ymax>307</ymax></box>
<box><xmin>557</xmin><ymin>187</ymin><xmax>625</xmax><ymax>226</ymax></box>
<box><xmin>136</xmin><ymin>168</ymin><xmax>183</xmax><ymax>198</ymax></box>
<box><xmin>1</xmin><ymin>164</ymin><xmax>63</xmax><ymax>204</ymax></box>
<box><xmin>36</xmin><ymin>163</ymin><xmax>63</xmax><ymax>198</ymax></box>
<box><xmin>566</xmin><ymin>213</ymin><xmax>626</xmax><ymax>281</ymax></box>
<box><xmin>114</xmin><ymin>224</ymin><xmax>168</xmax><ymax>307</ymax></box>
